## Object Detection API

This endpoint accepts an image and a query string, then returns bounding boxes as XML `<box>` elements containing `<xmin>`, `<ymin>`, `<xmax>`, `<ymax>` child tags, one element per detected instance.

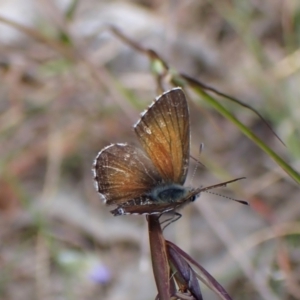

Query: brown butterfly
<box><xmin>92</xmin><ymin>88</ymin><xmax>246</xmax><ymax>217</ymax></box>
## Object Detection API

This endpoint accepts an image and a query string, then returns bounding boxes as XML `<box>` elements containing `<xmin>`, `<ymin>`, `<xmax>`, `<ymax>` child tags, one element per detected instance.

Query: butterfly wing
<box><xmin>111</xmin><ymin>202</ymin><xmax>182</xmax><ymax>216</ymax></box>
<box><xmin>134</xmin><ymin>88</ymin><xmax>190</xmax><ymax>185</ymax></box>
<box><xmin>93</xmin><ymin>143</ymin><xmax>162</xmax><ymax>205</ymax></box>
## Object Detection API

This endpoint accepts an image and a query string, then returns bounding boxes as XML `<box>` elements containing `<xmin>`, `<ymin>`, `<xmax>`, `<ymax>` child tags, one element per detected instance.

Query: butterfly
<box><xmin>92</xmin><ymin>88</ymin><xmax>246</xmax><ymax>217</ymax></box>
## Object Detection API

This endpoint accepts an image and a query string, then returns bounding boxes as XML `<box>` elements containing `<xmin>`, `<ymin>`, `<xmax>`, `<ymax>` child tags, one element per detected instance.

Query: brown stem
<box><xmin>148</xmin><ymin>215</ymin><xmax>170</xmax><ymax>300</ymax></box>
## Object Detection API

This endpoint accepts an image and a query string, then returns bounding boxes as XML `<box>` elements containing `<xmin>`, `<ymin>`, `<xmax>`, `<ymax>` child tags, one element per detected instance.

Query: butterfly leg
<box><xmin>160</xmin><ymin>212</ymin><xmax>182</xmax><ymax>231</ymax></box>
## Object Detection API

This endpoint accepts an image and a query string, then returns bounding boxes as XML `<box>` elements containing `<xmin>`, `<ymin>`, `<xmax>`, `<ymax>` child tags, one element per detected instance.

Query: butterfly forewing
<box><xmin>134</xmin><ymin>88</ymin><xmax>190</xmax><ymax>184</ymax></box>
<box><xmin>93</xmin><ymin>143</ymin><xmax>162</xmax><ymax>205</ymax></box>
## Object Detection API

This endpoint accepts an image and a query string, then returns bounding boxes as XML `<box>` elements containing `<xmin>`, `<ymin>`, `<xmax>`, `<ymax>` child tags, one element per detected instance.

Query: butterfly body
<box><xmin>108</xmin><ymin>184</ymin><xmax>199</xmax><ymax>217</ymax></box>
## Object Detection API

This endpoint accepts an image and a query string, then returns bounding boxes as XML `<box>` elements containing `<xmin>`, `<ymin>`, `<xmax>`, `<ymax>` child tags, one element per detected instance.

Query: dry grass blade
<box><xmin>167</xmin><ymin>241</ymin><xmax>233</xmax><ymax>300</ymax></box>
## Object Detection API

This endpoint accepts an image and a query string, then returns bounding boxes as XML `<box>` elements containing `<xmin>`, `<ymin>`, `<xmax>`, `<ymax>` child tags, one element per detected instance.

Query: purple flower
<box><xmin>89</xmin><ymin>264</ymin><xmax>111</xmax><ymax>284</ymax></box>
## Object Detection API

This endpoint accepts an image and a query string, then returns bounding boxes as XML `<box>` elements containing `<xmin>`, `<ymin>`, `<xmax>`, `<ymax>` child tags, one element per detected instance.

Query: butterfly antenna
<box><xmin>204</xmin><ymin>190</ymin><xmax>249</xmax><ymax>205</ymax></box>
<box><xmin>190</xmin><ymin>143</ymin><xmax>206</xmax><ymax>184</ymax></box>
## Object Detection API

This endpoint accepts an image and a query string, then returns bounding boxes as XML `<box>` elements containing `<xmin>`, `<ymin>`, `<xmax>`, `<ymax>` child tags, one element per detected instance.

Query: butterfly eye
<box><xmin>191</xmin><ymin>195</ymin><xmax>197</xmax><ymax>202</ymax></box>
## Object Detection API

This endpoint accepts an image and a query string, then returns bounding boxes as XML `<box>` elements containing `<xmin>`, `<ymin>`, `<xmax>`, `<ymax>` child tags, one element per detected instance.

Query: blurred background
<box><xmin>0</xmin><ymin>0</ymin><xmax>300</xmax><ymax>299</ymax></box>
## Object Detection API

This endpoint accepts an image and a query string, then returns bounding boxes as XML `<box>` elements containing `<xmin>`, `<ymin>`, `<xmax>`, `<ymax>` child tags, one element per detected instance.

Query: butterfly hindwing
<box><xmin>93</xmin><ymin>143</ymin><xmax>162</xmax><ymax>205</ymax></box>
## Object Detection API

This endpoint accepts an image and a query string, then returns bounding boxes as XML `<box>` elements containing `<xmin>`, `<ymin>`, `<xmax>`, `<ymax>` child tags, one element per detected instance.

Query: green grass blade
<box><xmin>193</xmin><ymin>87</ymin><xmax>300</xmax><ymax>184</ymax></box>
